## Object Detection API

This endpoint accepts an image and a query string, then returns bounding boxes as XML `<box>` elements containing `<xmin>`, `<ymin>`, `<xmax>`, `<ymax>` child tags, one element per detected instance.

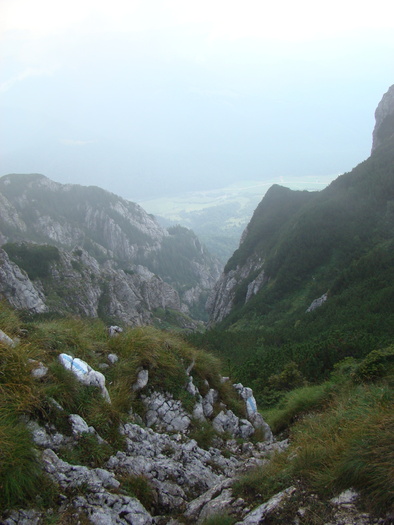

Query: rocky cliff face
<box><xmin>372</xmin><ymin>84</ymin><xmax>394</xmax><ymax>152</ymax></box>
<box><xmin>0</xmin><ymin>174</ymin><xmax>220</xmax><ymax>324</ymax></box>
<box><xmin>0</xmin><ymin>249</ymin><xmax>47</xmax><ymax>314</ymax></box>
<box><xmin>0</xmin><ymin>245</ymin><xmax>186</xmax><ymax>326</ymax></box>
<box><xmin>207</xmin><ymin>253</ymin><xmax>267</xmax><ymax>324</ymax></box>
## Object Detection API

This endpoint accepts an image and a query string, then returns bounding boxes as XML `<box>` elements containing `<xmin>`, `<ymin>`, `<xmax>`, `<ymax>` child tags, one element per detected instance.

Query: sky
<box><xmin>1</xmin><ymin>0</ymin><xmax>394</xmax><ymax>201</ymax></box>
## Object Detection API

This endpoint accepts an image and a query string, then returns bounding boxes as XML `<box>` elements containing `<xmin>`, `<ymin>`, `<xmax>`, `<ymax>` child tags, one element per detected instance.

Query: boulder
<box><xmin>58</xmin><ymin>353</ymin><xmax>111</xmax><ymax>403</ymax></box>
<box><xmin>133</xmin><ymin>368</ymin><xmax>149</xmax><ymax>391</ymax></box>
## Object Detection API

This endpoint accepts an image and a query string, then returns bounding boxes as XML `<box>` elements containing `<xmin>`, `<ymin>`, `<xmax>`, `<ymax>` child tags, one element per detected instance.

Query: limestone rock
<box><xmin>72</xmin><ymin>492</ymin><xmax>154</xmax><ymax>524</ymax></box>
<box><xmin>202</xmin><ymin>389</ymin><xmax>219</xmax><ymax>418</ymax></box>
<box><xmin>133</xmin><ymin>368</ymin><xmax>149</xmax><ymax>391</ymax></box>
<box><xmin>26</xmin><ymin>420</ymin><xmax>69</xmax><ymax>450</ymax></box>
<box><xmin>108</xmin><ymin>326</ymin><xmax>123</xmax><ymax>337</ymax></box>
<box><xmin>372</xmin><ymin>84</ymin><xmax>394</xmax><ymax>152</ymax></box>
<box><xmin>235</xmin><ymin>486</ymin><xmax>296</xmax><ymax>524</ymax></box>
<box><xmin>184</xmin><ymin>479</ymin><xmax>234</xmax><ymax>522</ymax></box>
<box><xmin>0</xmin><ymin>173</ymin><xmax>221</xmax><ymax>322</ymax></box>
<box><xmin>212</xmin><ymin>410</ymin><xmax>240</xmax><ymax>436</ymax></box>
<box><xmin>29</xmin><ymin>359</ymin><xmax>48</xmax><ymax>378</ymax></box>
<box><xmin>42</xmin><ymin>448</ymin><xmax>120</xmax><ymax>491</ymax></box>
<box><xmin>207</xmin><ymin>254</ymin><xmax>265</xmax><ymax>325</ymax></box>
<box><xmin>233</xmin><ymin>383</ymin><xmax>273</xmax><ymax>442</ymax></box>
<box><xmin>69</xmin><ymin>414</ymin><xmax>96</xmax><ymax>437</ymax></box>
<box><xmin>142</xmin><ymin>392</ymin><xmax>191</xmax><ymax>432</ymax></box>
<box><xmin>0</xmin><ymin>328</ymin><xmax>15</xmax><ymax>347</ymax></box>
<box><xmin>0</xmin><ymin>509</ymin><xmax>43</xmax><ymax>525</ymax></box>
<box><xmin>58</xmin><ymin>353</ymin><xmax>111</xmax><ymax>403</ymax></box>
<box><xmin>306</xmin><ymin>292</ymin><xmax>328</xmax><ymax>313</ymax></box>
<box><xmin>0</xmin><ymin>249</ymin><xmax>47</xmax><ymax>314</ymax></box>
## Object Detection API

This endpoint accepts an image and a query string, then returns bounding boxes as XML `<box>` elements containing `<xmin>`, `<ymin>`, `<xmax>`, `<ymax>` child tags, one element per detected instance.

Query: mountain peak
<box><xmin>372</xmin><ymin>84</ymin><xmax>394</xmax><ymax>152</ymax></box>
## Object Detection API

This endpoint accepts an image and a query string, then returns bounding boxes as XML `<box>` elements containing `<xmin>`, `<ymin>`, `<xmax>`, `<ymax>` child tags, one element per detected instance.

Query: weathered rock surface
<box><xmin>306</xmin><ymin>292</ymin><xmax>328</xmax><ymax>313</ymax></box>
<box><xmin>0</xmin><ymin>249</ymin><xmax>47</xmax><ymax>314</ymax></box>
<box><xmin>0</xmin><ymin>173</ymin><xmax>221</xmax><ymax>324</ymax></box>
<box><xmin>235</xmin><ymin>486</ymin><xmax>296</xmax><ymax>524</ymax></box>
<box><xmin>41</xmin><ymin>449</ymin><xmax>154</xmax><ymax>525</ymax></box>
<box><xmin>0</xmin><ymin>327</ymin><xmax>16</xmax><ymax>347</ymax></box>
<box><xmin>233</xmin><ymin>383</ymin><xmax>274</xmax><ymax>442</ymax></box>
<box><xmin>372</xmin><ymin>84</ymin><xmax>394</xmax><ymax>152</ymax></box>
<box><xmin>143</xmin><ymin>392</ymin><xmax>192</xmax><ymax>432</ymax></box>
<box><xmin>58</xmin><ymin>353</ymin><xmax>111</xmax><ymax>402</ymax></box>
<box><xmin>207</xmin><ymin>253</ymin><xmax>267</xmax><ymax>325</ymax></box>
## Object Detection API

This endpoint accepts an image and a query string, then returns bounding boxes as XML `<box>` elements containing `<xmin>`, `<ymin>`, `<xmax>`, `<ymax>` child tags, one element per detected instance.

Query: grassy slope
<box><xmin>0</xmin><ymin>302</ymin><xmax>241</xmax><ymax>510</ymax></box>
<box><xmin>233</xmin><ymin>349</ymin><xmax>394</xmax><ymax>517</ymax></box>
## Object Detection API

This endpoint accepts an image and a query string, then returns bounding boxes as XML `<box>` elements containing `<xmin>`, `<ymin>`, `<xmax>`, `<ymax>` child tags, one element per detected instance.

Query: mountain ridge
<box><xmin>207</xmin><ymin>133</ymin><xmax>394</xmax><ymax>327</ymax></box>
<box><xmin>0</xmin><ymin>173</ymin><xmax>221</xmax><ymax>326</ymax></box>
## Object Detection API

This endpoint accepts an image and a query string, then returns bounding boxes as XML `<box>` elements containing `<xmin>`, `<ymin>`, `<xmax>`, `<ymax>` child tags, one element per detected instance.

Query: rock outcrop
<box><xmin>0</xmin><ymin>326</ymin><xmax>279</xmax><ymax>524</ymax></box>
<box><xmin>207</xmin><ymin>254</ymin><xmax>267</xmax><ymax>325</ymax></box>
<box><xmin>372</xmin><ymin>84</ymin><xmax>394</xmax><ymax>152</ymax></box>
<box><xmin>0</xmin><ymin>249</ymin><xmax>47</xmax><ymax>314</ymax></box>
<box><xmin>0</xmin><ymin>244</ymin><xmax>189</xmax><ymax>326</ymax></box>
<box><xmin>0</xmin><ymin>174</ymin><xmax>221</xmax><ymax>324</ymax></box>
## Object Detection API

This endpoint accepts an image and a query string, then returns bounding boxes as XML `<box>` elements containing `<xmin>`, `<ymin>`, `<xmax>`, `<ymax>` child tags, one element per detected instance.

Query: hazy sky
<box><xmin>1</xmin><ymin>0</ymin><xmax>394</xmax><ymax>200</ymax></box>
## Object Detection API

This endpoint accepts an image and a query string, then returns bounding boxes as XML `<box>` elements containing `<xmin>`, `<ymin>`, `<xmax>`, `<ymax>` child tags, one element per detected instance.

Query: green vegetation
<box><xmin>201</xmin><ymin>513</ymin><xmax>236</xmax><ymax>525</ymax></box>
<box><xmin>190</xmin><ymin>137</ymin><xmax>394</xmax><ymax>406</ymax></box>
<box><xmin>262</xmin><ymin>381</ymin><xmax>335</xmax><ymax>434</ymax></box>
<box><xmin>58</xmin><ymin>433</ymin><xmax>113</xmax><ymax>468</ymax></box>
<box><xmin>189</xmin><ymin>420</ymin><xmax>218</xmax><ymax>449</ymax></box>
<box><xmin>189</xmin><ymin>135</ymin><xmax>394</xmax><ymax>517</ymax></box>
<box><xmin>234</xmin><ymin>353</ymin><xmax>394</xmax><ymax>514</ymax></box>
<box><xmin>0</xmin><ymin>335</ymin><xmax>53</xmax><ymax>508</ymax></box>
<box><xmin>119</xmin><ymin>474</ymin><xmax>155</xmax><ymax>512</ymax></box>
<box><xmin>3</xmin><ymin>242</ymin><xmax>60</xmax><ymax>280</ymax></box>
<box><xmin>0</xmin><ymin>301</ymin><xmax>240</xmax><ymax>510</ymax></box>
<box><xmin>0</xmin><ymin>127</ymin><xmax>393</xmax><ymax>519</ymax></box>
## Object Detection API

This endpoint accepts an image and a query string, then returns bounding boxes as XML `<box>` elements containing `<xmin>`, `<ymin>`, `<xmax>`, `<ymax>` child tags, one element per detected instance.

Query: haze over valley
<box><xmin>2</xmin><ymin>0</ymin><xmax>394</xmax><ymax>203</ymax></box>
<box><xmin>1</xmin><ymin>2</ymin><xmax>394</xmax><ymax>523</ymax></box>
<box><xmin>140</xmin><ymin>174</ymin><xmax>336</xmax><ymax>262</ymax></box>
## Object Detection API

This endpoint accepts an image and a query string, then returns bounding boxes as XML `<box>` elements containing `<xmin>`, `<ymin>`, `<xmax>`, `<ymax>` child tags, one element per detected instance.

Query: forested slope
<box><xmin>195</xmin><ymin>129</ymin><xmax>394</xmax><ymax>403</ymax></box>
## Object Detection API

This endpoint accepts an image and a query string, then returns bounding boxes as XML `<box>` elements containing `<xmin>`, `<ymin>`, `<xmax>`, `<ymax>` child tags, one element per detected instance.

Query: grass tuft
<box><xmin>119</xmin><ymin>473</ymin><xmax>155</xmax><ymax>511</ymax></box>
<box><xmin>263</xmin><ymin>382</ymin><xmax>334</xmax><ymax>434</ymax></box>
<box><xmin>235</xmin><ymin>378</ymin><xmax>394</xmax><ymax>514</ymax></box>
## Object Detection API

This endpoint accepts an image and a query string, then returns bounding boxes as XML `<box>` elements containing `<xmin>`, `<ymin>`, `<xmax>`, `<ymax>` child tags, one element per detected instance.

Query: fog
<box><xmin>1</xmin><ymin>0</ymin><xmax>394</xmax><ymax>201</ymax></box>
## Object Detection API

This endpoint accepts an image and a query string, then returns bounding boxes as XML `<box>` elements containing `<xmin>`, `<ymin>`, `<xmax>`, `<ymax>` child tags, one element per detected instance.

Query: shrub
<box><xmin>267</xmin><ymin>361</ymin><xmax>306</xmax><ymax>392</ymax></box>
<box><xmin>3</xmin><ymin>242</ymin><xmax>60</xmax><ymax>280</ymax></box>
<box><xmin>352</xmin><ymin>345</ymin><xmax>394</xmax><ymax>383</ymax></box>
<box><xmin>189</xmin><ymin>420</ymin><xmax>217</xmax><ymax>450</ymax></box>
